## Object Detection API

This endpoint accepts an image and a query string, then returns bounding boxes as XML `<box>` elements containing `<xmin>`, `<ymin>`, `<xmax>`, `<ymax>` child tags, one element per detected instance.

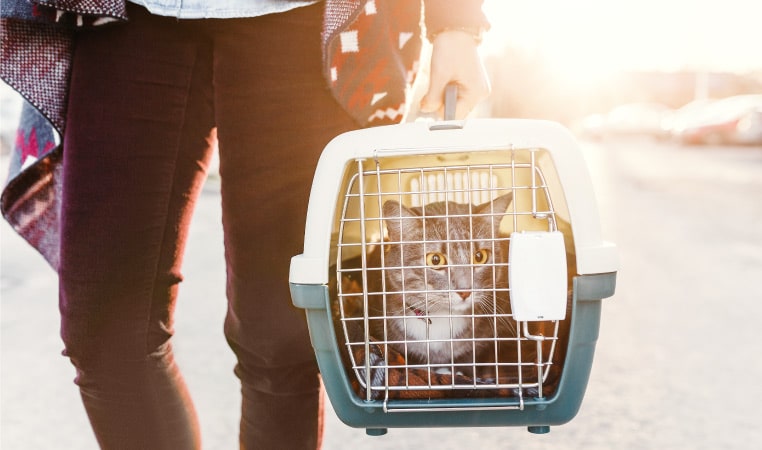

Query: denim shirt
<box><xmin>128</xmin><ymin>0</ymin><xmax>321</xmax><ymax>19</ymax></box>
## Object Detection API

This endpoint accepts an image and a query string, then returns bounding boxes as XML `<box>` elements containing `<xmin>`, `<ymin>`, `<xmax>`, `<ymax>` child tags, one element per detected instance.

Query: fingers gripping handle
<box><xmin>430</xmin><ymin>83</ymin><xmax>462</xmax><ymax>130</ymax></box>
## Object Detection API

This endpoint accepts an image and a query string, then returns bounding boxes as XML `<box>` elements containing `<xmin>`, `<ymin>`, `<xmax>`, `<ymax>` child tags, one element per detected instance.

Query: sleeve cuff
<box><xmin>423</xmin><ymin>0</ymin><xmax>491</xmax><ymax>43</ymax></box>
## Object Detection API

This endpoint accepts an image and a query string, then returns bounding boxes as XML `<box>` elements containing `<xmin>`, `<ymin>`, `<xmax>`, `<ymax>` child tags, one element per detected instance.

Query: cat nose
<box><xmin>456</xmin><ymin>291</ymin><xmax>470</xmax><ymax>300</ymax></box>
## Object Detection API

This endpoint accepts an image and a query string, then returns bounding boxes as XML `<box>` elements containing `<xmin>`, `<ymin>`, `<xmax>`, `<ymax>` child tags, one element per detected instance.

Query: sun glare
<box><xmin>482</xmin><ymin>0</ymin><xmax>762</xmax><ymax>77</ymax></box>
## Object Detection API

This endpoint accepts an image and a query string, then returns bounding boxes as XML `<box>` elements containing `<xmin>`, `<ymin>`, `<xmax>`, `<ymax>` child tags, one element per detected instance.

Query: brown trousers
<box><xmin>59</xmin><ymin>4</ymin><xmax>357</xmax><ymax>448</ymax></box>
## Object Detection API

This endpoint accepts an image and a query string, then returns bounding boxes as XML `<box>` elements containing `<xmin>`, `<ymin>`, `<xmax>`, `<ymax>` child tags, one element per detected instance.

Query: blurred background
<box><xmin>480</xmin><ymin>0</ymin><xmax>762</xmax><ymax>145</ymax></box>
<box><xmin>2</xmin><ymin>1</ymin><xmax>761</xmax><ymax>449</ymax></box>
<box><xmin>2</xmin><ymin>0</ymin><xmax>762</xmax><ymax>152</ymax></box>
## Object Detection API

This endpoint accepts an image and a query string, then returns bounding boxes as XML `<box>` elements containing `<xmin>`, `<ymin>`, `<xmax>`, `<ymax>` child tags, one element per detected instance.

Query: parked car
<box><xmin>674</xmin><ymin>94</ymin><xmax>762</xmax><ymax>146</ymax></box>
<box><xmin>660</xmin><ymin>98</ymin><xmax>716</xmax><ymax>138</ymax></box>
<box><xmin>732</xmin><ymin>106</ymin><xmax>762</xmax><ymax>145</ymax></box>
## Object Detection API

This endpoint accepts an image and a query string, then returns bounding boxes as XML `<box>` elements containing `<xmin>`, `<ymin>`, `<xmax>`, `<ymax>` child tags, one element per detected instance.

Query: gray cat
<box><xmin>367</xmin><ymin>193</ymin><xmax>515</xmax><ymax>376</ymax></box>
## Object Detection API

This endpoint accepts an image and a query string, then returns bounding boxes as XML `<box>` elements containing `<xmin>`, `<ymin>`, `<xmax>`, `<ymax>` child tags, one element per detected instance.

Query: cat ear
<box><xmin>475</xmin><ymin>193</ymin><xmax>513</xmax><ymax>231</ymax></box>
<box><xmin>382</xmin><ymin>200</ymin><xmax>419</xmax><ymax>241</ymax></box>
<box><xmin>475</xmin><ymin>192</ymin><xmax>513</xmax><ymax>216</ymax></box>
<box><xmin>491</xmin><ymin>192</ymin><xmax>514</xmax><ymax>216</ymax></box>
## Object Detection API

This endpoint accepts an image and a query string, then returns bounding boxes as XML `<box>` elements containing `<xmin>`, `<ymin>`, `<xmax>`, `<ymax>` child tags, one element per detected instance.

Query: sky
<box><xmin>482</xmin><ymin>0</ymin><xmax>761</xmax><ymax>75</ymax></box>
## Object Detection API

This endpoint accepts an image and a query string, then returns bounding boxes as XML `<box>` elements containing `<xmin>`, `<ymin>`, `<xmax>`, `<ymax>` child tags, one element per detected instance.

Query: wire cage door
<box><xmin>332</xmin><ymin>147</ymin><xmax>572</xmax><ymax>411</ymax></box>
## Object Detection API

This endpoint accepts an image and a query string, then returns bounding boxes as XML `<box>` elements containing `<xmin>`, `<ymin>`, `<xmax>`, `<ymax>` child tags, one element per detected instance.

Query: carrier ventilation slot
<box><xmin>409</xmin><ymin>170</ymin><xmax>500</xmax><ymax>207</ymax></box>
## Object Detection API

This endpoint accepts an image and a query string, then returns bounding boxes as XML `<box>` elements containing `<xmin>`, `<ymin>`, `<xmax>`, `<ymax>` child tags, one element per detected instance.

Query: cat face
<box><xmin>381</xmin><ymin>193</ymin><xmax>513</xmax><ymax>318</ymax></box>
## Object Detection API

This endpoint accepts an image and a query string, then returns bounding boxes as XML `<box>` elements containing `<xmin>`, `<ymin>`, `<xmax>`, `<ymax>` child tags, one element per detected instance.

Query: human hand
<box><xmin>420</xmin><ymin>30</ymin><xmax>490</xmax><ymax>120</ymax></box>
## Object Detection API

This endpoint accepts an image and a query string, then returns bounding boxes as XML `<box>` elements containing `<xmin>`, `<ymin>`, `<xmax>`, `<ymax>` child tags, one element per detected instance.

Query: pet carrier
<box><xmin>290</xmin><ymin>111</ymin><xmax>617</xmax><ymax>435</ymax></box>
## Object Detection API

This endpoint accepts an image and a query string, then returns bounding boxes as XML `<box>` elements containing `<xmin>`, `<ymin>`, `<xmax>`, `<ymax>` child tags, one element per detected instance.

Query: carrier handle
<box><xmin>430</xmin><ymin>83</ymin><xmax>462</xmax><ymax>130</ymax></box>
<box><xmin>444</xmin><ymin>83</ymin><xmax>458</xmax><ymax>121</ymax></box>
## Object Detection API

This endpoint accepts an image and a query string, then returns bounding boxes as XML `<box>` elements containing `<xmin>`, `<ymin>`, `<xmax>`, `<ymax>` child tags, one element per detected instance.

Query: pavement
<box><xmin>2</xmin><ymin>137</ymin><xmax>762</xmax><ymax>449</ymax></box>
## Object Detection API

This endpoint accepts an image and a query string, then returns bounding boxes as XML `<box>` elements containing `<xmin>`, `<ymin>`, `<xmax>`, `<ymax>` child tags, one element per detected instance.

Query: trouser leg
<box><xmin>210</xmin><ymin>4</ymin><xmax>358</xmax><ymax>449</ymax></box>
<box><xmin>59</xmin><ymin>6</ymin><xmax>215</xmax><ymax>449</ymax></box>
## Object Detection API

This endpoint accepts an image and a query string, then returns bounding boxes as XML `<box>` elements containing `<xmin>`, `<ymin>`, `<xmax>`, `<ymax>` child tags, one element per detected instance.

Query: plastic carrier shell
<box><xmin>289</xmin><ymin>118</ymin><xmax>617</xmax><ymax>435</ymax></box>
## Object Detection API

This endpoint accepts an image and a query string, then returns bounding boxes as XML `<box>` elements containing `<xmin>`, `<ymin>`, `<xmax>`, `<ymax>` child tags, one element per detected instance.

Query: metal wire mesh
<box><xmin>333</xmin><ymin>148</ymin><xmax>567</xmax><ymax>409</ymax></box>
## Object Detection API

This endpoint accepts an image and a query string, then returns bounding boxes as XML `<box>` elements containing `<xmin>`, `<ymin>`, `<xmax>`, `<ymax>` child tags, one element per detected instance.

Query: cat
<box><xmin>365</xmin><ymin>193</ymin><xmax>516</xmax><ymax>377</ymax></box>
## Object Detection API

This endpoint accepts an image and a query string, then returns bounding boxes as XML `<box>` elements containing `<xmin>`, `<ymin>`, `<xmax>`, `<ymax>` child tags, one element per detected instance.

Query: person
<box><xmin>0</xmin><ymin>0</ymin><xmax>490</xmax><ymax>448</ymax></box>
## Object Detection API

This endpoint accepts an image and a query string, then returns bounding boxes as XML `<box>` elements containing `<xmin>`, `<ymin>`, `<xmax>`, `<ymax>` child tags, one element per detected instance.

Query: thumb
<box><xmin>420</xmin><ymin>76</ymin><xmax>449</xmax><ymax>114</ymax></box>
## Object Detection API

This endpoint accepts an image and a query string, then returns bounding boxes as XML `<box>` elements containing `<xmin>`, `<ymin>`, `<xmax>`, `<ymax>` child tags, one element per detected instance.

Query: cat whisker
<box><xmin>471</xmin><ymin>301</ymin><xmax>517</xmax><ymax>337</ymax></box>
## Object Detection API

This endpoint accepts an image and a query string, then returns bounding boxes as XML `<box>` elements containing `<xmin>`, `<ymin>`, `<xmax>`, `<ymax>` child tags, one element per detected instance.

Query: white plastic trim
<box><xmin>509</xmin><ymin>231</ymin><xmax>568</xmax><ymax>321</ymax></box>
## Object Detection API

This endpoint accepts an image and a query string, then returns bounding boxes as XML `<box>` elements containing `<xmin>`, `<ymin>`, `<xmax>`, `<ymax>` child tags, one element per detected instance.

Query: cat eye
<box><xmin>472</xmin><ymin>249</ymin><xmax>491</xmax><ymax>264</ymax></box>
<box><xmin>425</xmin><ymin>252</ymin><xmax>448</xmax><ymax>268</ymax></box>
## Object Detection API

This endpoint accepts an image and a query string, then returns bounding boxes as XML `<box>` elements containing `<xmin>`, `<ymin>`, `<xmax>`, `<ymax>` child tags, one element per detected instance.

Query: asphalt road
<box><xmin>2</xmin><ymin>136</ymin><xmax>761</xmax><ymax>449</ymax></box>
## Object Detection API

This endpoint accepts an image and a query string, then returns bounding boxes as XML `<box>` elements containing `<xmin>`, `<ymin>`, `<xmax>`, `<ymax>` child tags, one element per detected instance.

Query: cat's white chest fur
<box><xmin>399</xmin><ymin>315</ymin><xmax>473</xmax><ymax>363</ymax></box>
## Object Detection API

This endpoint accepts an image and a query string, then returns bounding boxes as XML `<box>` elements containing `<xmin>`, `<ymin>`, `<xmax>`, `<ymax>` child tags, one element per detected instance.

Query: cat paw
<box><xmin>510</xmin><ymin>386</ymin><xmax>540</xmax><ymax>398</ymax></box>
